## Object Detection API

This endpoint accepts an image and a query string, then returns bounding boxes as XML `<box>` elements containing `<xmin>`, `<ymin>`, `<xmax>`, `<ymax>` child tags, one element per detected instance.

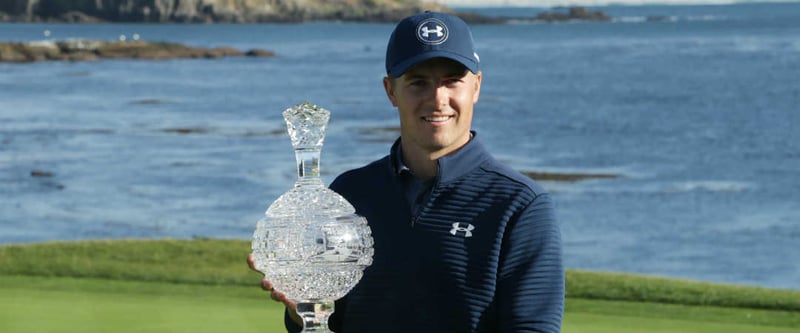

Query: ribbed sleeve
<box><xmin>497</xmin><ymin>193</ymin><xmax>564</xmax><ymax>333</ymax></box>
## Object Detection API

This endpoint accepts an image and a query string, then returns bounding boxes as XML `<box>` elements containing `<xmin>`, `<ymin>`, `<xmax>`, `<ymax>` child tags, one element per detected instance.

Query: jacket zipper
<box><xmin>411</xmin><ymin>167</ymin><xmax>440</xmax><ymax>228</ymax></box>
<box><xmin>411</xmin><ymin>161</ymin><xmax>441</xmax><ymax>228</ymax></box>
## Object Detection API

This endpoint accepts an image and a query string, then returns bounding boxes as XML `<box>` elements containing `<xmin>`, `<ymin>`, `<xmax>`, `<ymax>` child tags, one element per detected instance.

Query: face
<box><xmin>383</xmin><ymin>58</ymin><xmax>482</xmax><ymax>159</ymax></box>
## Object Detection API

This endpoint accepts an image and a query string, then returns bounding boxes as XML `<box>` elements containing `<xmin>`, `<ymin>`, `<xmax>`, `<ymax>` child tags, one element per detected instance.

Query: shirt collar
<box><xmin>393</xmin><ymin>141</ymin><xmax>413</xmax><ymax>176</ymax></box>
<box><xmin>390</xmin><ymin>131</ymin><xmax>490</xmax><ymax>183</ymax></box>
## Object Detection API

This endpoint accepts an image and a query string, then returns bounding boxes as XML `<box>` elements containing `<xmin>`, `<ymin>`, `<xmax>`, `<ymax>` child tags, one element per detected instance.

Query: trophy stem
<box><xmin>296</xmin><ymin>301</ymin><xmax>335</xmax><ymax>332</ymax></box>
<box><xmin>295</xmin><ymin>148</ymin><xmax>322</xmax><ymax>180</ymax></box>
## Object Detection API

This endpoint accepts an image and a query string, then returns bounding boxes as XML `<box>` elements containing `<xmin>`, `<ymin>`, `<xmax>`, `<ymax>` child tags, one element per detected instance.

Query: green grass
<box><xmin>563</xmin><ymin>313</ymin><xmax>800</xmax><ymax>333</ymax></box>
<box><xmin>566</xmin><ymin>270</ymin><xmax>800</xmax><ymax>311</ymax></box>
<box><xmin>0</xmin><ymin>238</ymin><xmax>253</xmax><ymax>285</ymax></box>
<box><xmin>1</xmin><ymin>239</ymin><xmax>798</xmax><ymax>332</ymax></box>
<box><xmin>0</xmin><ymin>275</ymin><xmax>284</xmax><ymax>333</ymax></box>
<box><xmin>566</xmin><ymin>298</ymin><xmax>800</xmax><ymax>329</ymax></box>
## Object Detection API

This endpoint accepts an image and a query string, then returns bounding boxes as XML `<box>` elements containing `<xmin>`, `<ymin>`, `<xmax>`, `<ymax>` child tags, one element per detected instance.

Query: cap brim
<box><xmin>389</xmin><ymin>51</ymin><xmax>479</xmax><ymax>78</ymax></box>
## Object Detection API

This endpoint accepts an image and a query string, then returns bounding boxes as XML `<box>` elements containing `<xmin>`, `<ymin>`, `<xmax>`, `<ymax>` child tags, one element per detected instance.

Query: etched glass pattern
<box><xmin>251</xmin><ymin>102</ymin><xmax>374</xmax><ymax>332</ymax></box>
<box><xmin>283</xmin><ymin>102</ymin><xmax>330</xmax><ymax>149</ymax></box>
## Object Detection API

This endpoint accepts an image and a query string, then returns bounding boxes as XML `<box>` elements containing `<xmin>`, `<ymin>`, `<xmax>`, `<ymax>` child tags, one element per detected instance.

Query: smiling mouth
<box><xmin>423</xmin><ymin>115</ymin><xmax>453</xmax><ymax>123</ymax></box>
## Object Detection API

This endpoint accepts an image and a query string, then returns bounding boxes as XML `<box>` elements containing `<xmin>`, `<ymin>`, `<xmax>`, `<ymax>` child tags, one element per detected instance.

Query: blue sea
<box><xmin>1</xmin><ymin>2</ymin><xmax>798</xmax><ymax>290</ymax></box>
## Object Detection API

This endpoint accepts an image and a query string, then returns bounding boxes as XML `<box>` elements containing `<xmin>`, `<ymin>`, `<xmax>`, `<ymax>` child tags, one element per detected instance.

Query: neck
<box><xmin>399</xmin><ymin>135</ymin><xmax>471</xmax><ymax>181</ymax></box>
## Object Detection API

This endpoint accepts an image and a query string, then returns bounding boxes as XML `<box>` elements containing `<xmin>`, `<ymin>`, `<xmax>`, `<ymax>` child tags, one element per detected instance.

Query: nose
<box><xmin>433</xmin><ymin>84</ymin><xmax>450</xmax><ymax>110</ymax></box>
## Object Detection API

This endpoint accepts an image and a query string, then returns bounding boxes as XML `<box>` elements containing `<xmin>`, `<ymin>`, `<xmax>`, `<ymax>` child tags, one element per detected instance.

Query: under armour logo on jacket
<box><xmin>450</xmin><ymin>222</ymin><xmax>475</xmax><ymax>238</ymax></box>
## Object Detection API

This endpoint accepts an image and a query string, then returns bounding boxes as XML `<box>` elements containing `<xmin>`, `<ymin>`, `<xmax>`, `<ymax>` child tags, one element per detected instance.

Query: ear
<box><xmin>472</xmin><ymin>71</ymin><xmax>482</xmax><ymax>104</ymax></box>
<box><xmin>383</xmin><ymin>76</ymin><xmax>399</xmax><ymax>107</ymax></box>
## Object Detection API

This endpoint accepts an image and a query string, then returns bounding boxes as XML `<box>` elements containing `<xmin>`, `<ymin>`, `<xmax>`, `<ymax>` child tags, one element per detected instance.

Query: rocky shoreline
<box><xmin>0</xmin><ymin>39</ymin><xmax>275</xmax><ymax>63</ymax></box>
<box><xmin>0</xmin><ymin>0</ymin><xmax>449</xmax><ymax>24</ymax></box>
<box><xmin>0</xmin><ymin>0</ymin><xmax>610</xmax><ymax>24</ymax></box>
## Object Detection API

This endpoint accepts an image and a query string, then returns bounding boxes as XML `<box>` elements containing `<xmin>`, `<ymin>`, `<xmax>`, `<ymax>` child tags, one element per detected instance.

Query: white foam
<box><xmin>613</xmin><ymin>16</ymin><xmax>649</xmax><ymax>23</ymax></box>
<box><xmin>661</xmin><ymin>180</ymin><xmax>752</xmax><ymax>193</ymax></box>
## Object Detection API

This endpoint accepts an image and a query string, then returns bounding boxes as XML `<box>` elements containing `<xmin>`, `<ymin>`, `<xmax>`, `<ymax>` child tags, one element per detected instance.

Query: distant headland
<box><xmin>0</xmin><ymin>39</ymin><xmax>275</xmax><ymax>63</ymax></box>
<box><xmin>0</xmin><ymin>0</ymin><xmax>611</xmax><ymax>24</ymax></box>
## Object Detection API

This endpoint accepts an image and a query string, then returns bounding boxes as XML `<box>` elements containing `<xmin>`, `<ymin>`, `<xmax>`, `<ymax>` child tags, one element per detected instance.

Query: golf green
<box><xmin>2</xmin><ymin>275</ymin><xmax>797</xmax><ymax>333</ymax></box>
<box><xmin>0</xmin><ymin>275</ymin><xmax>283</xmax><ymax>333</ymax></box>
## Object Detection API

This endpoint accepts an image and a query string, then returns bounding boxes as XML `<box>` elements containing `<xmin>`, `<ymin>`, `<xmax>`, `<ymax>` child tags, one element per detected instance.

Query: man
<box><xmin>248</xmin><ymin>11</ymin><xmax>564</xmax><ymax>332</ymax></box>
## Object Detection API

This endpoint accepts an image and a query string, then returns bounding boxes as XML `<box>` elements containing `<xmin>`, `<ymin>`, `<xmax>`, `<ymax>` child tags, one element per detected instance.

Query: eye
<box><xmin>409</xmin><ymin>79</ymin><xmax>428</xmax><ymax>87</ymax></box>
<box><xmin>443</xmin><ymin>77</ymin><xmax>463</xmax><ymax>86</ymax></box>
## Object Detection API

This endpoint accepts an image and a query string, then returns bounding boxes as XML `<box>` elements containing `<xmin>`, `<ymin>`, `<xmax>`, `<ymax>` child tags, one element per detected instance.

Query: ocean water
<box><xmin>1</xmin><ymin>2</ymin><xmax>798</xmax><ymax>290</ymax></box>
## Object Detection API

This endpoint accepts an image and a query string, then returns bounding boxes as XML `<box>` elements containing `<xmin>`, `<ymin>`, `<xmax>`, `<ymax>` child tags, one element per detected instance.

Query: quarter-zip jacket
<box><xmin>286</xmin><ymin>133</ymin><xmax>564</xmax><ymax>333</ymax></box>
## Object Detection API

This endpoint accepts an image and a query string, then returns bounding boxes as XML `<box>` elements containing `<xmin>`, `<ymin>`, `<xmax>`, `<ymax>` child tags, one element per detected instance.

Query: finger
<box><xmin>270</xmin><ymin>290</ymin><xmax>285</xmax><ymax>302</ymax></box>
<box><xmin>246</xmin><ymin>254</ymin><xmax>257</xmax><ymax>271</ymax></box>
<box><xmin>286</xmin><ymin>299</ymin><xmax>297</xmax><ymax>311</ymax></box>
<box><xmin>261</xmin><ymin>279</ymin><xmax>274</xmax><ymax>292</ymax></box>
<box><xmin>270</xmin><ymin>290</ymin><xmax>297</xmax><ymax>310</ymax></box>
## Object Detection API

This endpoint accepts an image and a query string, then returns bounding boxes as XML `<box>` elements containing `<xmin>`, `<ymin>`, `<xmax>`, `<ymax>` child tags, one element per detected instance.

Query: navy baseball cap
<box><xmin>385</xmin><ymin>12</ymin><xmax>480</xmax><ymax>78</ymax></box>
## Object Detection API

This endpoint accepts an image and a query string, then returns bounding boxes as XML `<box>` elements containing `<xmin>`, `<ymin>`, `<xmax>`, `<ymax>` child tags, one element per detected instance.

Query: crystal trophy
<box><xmin>251</xmin><ymin>102</ymin><xmax>374</xmax><ymax>332</ymax></box>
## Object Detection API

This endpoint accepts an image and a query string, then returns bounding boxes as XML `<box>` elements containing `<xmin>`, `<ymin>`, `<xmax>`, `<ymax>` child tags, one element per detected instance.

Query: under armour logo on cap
<box><xmin>417</xmin><ymin>18</ymin><xmax>448</xmax><ymax>45</ymax></box>
<box><xmin>450</xmin><ymin>222</ymin><xmax>475</xmax><ymax>238</ymax></box>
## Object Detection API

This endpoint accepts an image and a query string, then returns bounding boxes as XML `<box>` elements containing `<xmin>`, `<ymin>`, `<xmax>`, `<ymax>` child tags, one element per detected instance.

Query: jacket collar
<box><xmin>390</xmin><ymin>131</ymin><xmax>490</xmax><ymax>184</ymax></box>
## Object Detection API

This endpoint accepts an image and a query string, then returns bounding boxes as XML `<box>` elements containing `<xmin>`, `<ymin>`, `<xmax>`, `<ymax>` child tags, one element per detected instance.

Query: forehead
<box><xmin>402</xmin><ymin>58</ymin><xmax>468</xmax><ymax>78</ymax></box>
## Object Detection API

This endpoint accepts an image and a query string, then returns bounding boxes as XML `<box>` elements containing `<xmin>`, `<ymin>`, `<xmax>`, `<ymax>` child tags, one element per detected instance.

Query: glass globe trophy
<box><xmin>251</xmin><ymin>102</ymin><xmax>374</xmax><ymax>332</ymax></box>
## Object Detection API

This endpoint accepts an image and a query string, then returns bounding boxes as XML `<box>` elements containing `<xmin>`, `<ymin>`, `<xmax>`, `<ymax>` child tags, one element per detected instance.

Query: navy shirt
<box><xmin>286</xmin><ymin>132</ymin><xmax>564</xmax><ymax>332</ymax></box>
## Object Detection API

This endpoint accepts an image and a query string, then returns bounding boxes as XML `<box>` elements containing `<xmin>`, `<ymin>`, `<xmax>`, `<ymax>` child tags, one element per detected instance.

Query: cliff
<box><xmin>0</xmin><ymin>0</ymin><xmax>451</xmax><ymax>23</ymax></box>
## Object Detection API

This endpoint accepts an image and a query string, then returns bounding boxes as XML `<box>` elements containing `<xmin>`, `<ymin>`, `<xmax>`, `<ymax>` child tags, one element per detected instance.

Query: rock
<box><xmin>59</xmin><ymin>10</ymin><xmax>102</xmax><ymax>23</ymax></box>
<box><xmin>522</xmin><ymin>171</ymin><xmax>621</xmax><ymax>182</ymax></box>
<box><xmin>31</xmin><ymin>170</ymin><xmax>54</xmax><ymax>178</ymax></box>
<box><xmin>246</xmin><ymin>48</ymin><xmax>276</xmax><ymax>57</ymax></box>
<box><xmin>0</xmin><ymin>40</ymin><xmax>276</xmax><ymax>63</ymax></box>
<box><xmin>160</xmin><ymin>127</ymin><xmax>211</xmax><ymax>134</ymax></box>
<box><xmin>533</xmin><ymin>6</ymin><xmax>611</xmax><ymax>22</ymax></box>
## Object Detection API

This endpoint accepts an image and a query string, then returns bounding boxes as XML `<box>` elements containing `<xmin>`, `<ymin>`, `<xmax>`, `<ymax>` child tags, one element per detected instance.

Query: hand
<box><xmin>247</xmin><ymin>253</ymin><xmax>297</xmax><ymax>309</ymax></box>
<box><xmin>247</xmin><ymin>253</ymin><xmax>301</xmax><ymax>325</ymax></box>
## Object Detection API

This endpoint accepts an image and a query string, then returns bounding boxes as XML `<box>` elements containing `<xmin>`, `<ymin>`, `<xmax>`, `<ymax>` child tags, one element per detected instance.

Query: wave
<box><xmin>610</xmin><ymin>13</ymin><xmax>726</xmax><ymax>22</ymax></box>
<box><xmin>503</xmin><ymin>14</ymin><xmax>724</xmax><ymax>24</ymax></box>
<box><xmin>543</xmin><ymin>178</ymin><xmax>753</xmax><ymax>195</ymax></box>
<box><xmin>612</xmin><ymin>15</ymin><xmax>677</xmax><ymax>22</ymax></box>
<box><xmin>660</xmin><ymin>180</ymin><xmax>752</xmax><ymax>193</ymax></box>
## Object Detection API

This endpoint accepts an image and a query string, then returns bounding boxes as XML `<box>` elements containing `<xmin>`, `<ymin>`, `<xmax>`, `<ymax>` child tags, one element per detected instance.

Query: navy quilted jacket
<box><xmin>286</xmin><ymin>133</ymin><xmax>564</xmax><ymax>333</ymax></box>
